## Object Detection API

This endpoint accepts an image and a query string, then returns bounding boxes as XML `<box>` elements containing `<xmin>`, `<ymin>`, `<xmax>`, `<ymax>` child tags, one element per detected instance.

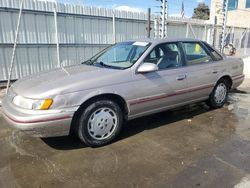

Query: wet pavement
<box><xmin>0</xmin><ymin>80</ymin><xmax>250</xmax><ymax>188</ymax></box>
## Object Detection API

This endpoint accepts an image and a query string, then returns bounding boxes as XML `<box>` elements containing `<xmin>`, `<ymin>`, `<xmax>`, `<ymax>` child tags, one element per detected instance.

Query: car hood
<box><xmin>12</xmin><ymin>64</ymin><xmax>131</xmax><ymax>98</ymax></box>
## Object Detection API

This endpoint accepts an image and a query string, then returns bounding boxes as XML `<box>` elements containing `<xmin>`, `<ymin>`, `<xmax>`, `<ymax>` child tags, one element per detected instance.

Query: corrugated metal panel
<box><xmin>60</xmin><ymin>46</ymin><xmax>106</xmax><ymax>67</ymax></box>
<box><xmin>0</xmin><ymin>45</ymin><xmax>108</xmax><ymax>80</ymax></box>
<box><xmin>0</xmin><ymin>0</ymin><xmax>150</xmax><ymax>81</ymax></box>
<box><xmin>0</xmin><ymin>11</ymin><xmax>16</xmax><ymax>43</ymax></box>
<box><xmin>1</xmin><ymin>0</ymin><xmax>248</xmax><ymax>81</ymax></box>
<box><xmin>0</xmin><ymin>46</ymin><xmax>58</xmax><ymax>78</ymax></box>
<box><xmin>168</xmin><ymin>24</ymin><xmax>187</xmax><ymax>38</ymax></box>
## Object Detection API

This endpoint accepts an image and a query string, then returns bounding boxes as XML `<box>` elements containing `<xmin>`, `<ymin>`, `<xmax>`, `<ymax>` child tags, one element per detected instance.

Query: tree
<box><xmin>192</xmin><ymin>3</ymin><xmax>210</xmax><ymax>20</ymax></box>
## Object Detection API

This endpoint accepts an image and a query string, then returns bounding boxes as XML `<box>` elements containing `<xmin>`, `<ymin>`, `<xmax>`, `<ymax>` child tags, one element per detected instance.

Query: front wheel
<box><xmin>75</xmin><ymin>99</ymin><xmax>123</xmax><ymax>147</ymax></box>
<box><xmin>207</xmin><ymin>79</ymin><xmax>229</xmax><ymax>108</ymax></box>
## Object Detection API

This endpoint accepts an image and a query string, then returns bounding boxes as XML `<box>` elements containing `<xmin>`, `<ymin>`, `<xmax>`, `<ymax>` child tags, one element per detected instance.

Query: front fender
<box><xmin>52</xmin><ymin>88</ymin><xmax>130</xmax><ymax>113</ymax></box>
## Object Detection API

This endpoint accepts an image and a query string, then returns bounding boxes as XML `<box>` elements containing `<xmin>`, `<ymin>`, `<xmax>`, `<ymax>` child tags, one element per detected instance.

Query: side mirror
<box><xmin>137</xmin><ymin>63</ymin><xmax>158</xmax><ymax>73</ymax></box>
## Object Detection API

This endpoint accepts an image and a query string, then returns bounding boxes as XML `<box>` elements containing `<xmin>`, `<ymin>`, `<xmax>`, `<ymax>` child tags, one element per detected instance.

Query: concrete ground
<box><xmin>0</xmin><ymin>80</ymin><xmax>250</xmax><ymax>188</ymax></box>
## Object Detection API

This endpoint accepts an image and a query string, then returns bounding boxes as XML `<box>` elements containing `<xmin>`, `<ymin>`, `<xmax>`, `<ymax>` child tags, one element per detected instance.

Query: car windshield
<box><xmin>83</xmin><ymin>41</ymin><xmax>150</xmax><ymax>69</ymax></box>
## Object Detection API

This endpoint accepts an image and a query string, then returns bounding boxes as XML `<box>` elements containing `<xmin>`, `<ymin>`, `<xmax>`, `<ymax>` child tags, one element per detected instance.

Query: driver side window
<box><xmin>143</xmin><ymin>43</ymin><xmax>182</xmax><ymax>70</ymax></box>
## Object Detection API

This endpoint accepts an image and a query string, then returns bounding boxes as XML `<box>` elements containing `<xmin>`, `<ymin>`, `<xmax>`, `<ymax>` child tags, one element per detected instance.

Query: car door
<box><xmin>202</xmin><ymin>42</ymin><xmax>226</xmax><ymax>80</ymax></box>
<box><xmin>181</xmin><ymin>41</ymin><xmax>218</xmax><ymax>101</ymax></box>
<box><xmin>129</xmin><ymin>42</ymin><xmax>190</xmax><ymax>116</ymax></box>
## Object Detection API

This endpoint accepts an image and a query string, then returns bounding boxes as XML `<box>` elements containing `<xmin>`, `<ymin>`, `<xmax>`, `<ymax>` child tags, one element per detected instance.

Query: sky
<box><xmin>46</xmin><ymin>0</ymin><xmax>211</xmax><ymax>18</ymax></box>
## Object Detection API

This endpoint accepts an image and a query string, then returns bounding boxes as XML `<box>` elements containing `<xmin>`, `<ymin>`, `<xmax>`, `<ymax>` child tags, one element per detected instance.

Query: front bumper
<box><xmin>1</xmin><ymin>95</ymin><xmax>78</xmax><ymax>137</ymax></box>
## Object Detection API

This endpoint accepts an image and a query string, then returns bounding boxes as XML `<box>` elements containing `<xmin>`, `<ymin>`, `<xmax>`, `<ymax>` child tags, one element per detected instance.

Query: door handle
<box><xmin>176</xmin><ymin>74</ymin><xmax>187</xmax><ymax>81</ymax></box>
<box><xmin>212</xmin><ymin>71</ymin><xmax>218</xmax><ymax>74</ymax></box>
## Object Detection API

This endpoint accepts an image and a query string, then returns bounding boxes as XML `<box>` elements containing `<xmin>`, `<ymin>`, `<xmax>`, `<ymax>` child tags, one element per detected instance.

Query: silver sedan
<box><xmin>2</xmin><ymin>38</ymin><xmax>244</xmax><ymax>147</ymax></box>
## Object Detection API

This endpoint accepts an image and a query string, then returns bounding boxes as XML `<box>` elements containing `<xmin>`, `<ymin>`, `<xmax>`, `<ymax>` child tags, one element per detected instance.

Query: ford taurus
<box><xmin>2</xmin><ymin>38</ymin><xmax>244</xmax><ymax>147</ymax></box>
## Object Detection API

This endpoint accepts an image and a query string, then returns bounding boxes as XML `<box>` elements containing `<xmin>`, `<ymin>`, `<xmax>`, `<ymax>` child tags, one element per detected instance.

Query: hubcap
<box><xmin>214</xmin><ymin>83</ymin><xmax>227</xmax><ymax>104</ymax></box>
<box><xmin>87</xmin><ymin>107</ymin><xmax>118</xmax><ymax>140</ymax></box>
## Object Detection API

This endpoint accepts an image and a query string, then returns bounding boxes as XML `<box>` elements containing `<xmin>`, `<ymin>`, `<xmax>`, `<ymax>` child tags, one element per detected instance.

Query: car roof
<box><xmin>126</xmin><ymin>38</ymin><xmax>203</xmax><ymax>45</ymax></box>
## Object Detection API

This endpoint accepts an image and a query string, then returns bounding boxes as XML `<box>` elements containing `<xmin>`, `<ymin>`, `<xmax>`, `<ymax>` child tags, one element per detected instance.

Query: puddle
<box><xmin>228</xmin><ymin>93</ymin><xmax>250</xmax><ymax>119</ymax></box>
<box><xmin>228</xmin><ymin>90</ymin><xmax>250</xmax><ymax>141</ymax></box>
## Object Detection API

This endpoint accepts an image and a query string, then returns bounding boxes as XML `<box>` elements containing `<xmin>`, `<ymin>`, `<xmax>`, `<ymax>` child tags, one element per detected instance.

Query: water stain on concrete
<box><xmin>0</xmin><ymin>80</ymin><xmax>250</xmax><ymax>188</ymax></box>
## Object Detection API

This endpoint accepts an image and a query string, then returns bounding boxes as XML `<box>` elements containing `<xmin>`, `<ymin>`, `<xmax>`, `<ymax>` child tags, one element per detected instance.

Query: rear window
<box><xmin>203</xmin><ymin>43</ymin><xmax>223</xmax><ymax>61</ymax></box>
<box><xmin>182</xmin><ymin>42</ymin><xmax>212</xmax><ymax>65</ymax></box>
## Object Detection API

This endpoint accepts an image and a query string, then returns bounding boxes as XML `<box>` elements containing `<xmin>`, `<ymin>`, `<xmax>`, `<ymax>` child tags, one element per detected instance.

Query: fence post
<box><xmin>154</xmin><ymin>18</ymin><xmax>160</xmax><ymax>38</ymax></box>
<box><xmin>203</xmin><ymin>25</ymin><xmax>207</xmax><ymax>41</ymax></box>
<box><xmin>244</xmin><ymin>28</ymin><xmax>249</xmax><ymax>56</ymax></box>
<box><xmin>112</xmin><ymin>11</ymin><xmax>116</xmax><ymax>44</ymax></box>
<box><xmin>147</xmin><ymin>8</ymin><xmax>151</xmax><ymax>38</ymax></box>
<box><xmin>220</xmin><ymin>0</ymin><xmax>229</xmax><ymax>53</ymax></box>
<box><xmin>206</xmin><ymin>27</ymin><xmax>209</xmax><ymax>43</ymax></box>
<box><xmin>239</xmin><ymin>29</ymin><xmax>246</xmax><ymax>50</ymax></box>
<box><xmin>54</xmin><ymin>2</ymin><xmax>60</xmax><ymax>67</ymax></box>
<box><xmin>160</xmin><ymin>0</ymin><xmax>167</xmax><ymax>38</ymax></box>
<box><xmin>186</xmin><ymin>22</ymin><xmax>189</xmax><ymax>38</ymax></box>
<box><xmin>6</xmin><ymin>0</ymin><xmax>24</xmax><ymax>94</ymax></box>
<box><xmin>212</xmin><ymin>16</ymin><xmax>217</xmax><ymax>47</ymax></box>
<box><xmin>230</xmin><ymin>27</ymin><xmax>234</xmax><ymax>44</ymax></box>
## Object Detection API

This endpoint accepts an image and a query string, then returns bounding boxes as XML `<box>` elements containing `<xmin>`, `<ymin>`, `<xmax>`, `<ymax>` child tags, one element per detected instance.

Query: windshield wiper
<box><xmin>94</xmin><ymin>61</ymin><xmax>123</xmax><ymax>69</ymax></box>
<box><xmin>81</xmin><ymin>59</ymin><xmax>93</xmax><ymax>65</ymax></box>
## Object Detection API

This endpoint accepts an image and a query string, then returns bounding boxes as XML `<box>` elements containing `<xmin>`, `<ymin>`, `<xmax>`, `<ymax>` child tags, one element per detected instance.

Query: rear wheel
<box><xmin>207</xmin><ymin>79</ymin><xmax>229</xmax><ymax>108</ymax></box>
<box><xmin>75</xmin><ymin>99</ymin><xmax>123</xmax><ymax>147</ymax></box>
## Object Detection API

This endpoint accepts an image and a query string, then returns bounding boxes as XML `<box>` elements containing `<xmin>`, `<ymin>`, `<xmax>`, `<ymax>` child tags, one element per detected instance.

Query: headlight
<box><xmin>13</xmin><ymin>95</ymin><xmax>53</xmax><ymax>110</ymax></box>
<box><xmin>32</xmin><ymin>99</ymin><xmax>53</xmax><ymax>110</ymax></box>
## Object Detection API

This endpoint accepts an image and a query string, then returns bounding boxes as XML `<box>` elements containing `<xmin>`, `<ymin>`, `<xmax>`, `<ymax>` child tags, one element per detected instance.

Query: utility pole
<box><xmin>220</xmin><ymin>0</ymin><xmax>229</xmax><ymax>53</ymax></box>
<box><xmin>160</xmin><ymin>0</ymin><xmax>168</xmax><ymax>38</ymax></box>
<box><xmin>212</xmin><ymin>16</ymin><xmax>217</xmax><ymax>47</ymax></box>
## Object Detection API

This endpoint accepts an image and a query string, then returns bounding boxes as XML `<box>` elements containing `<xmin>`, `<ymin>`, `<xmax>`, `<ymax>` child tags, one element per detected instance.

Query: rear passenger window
<box><xmin>182</xmin><ymin>42</ymin><xmax>212</xmax><ymax>65</ymax></box>
<box><xmin>203</xmin><ymin>43</ymin><xmax>223</xmax><ymax>61</ymax></box>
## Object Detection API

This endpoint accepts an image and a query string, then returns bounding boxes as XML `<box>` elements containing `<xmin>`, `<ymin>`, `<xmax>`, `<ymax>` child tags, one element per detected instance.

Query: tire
<box><xmin>207</xmin><ymin>79</ymin><xmax>229</xmax><ymax>109</ymax></box>
<box><xmin>75</xmin><ymin>99</ymin><xmax>123</xmax><ymax>147</ymax></box>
